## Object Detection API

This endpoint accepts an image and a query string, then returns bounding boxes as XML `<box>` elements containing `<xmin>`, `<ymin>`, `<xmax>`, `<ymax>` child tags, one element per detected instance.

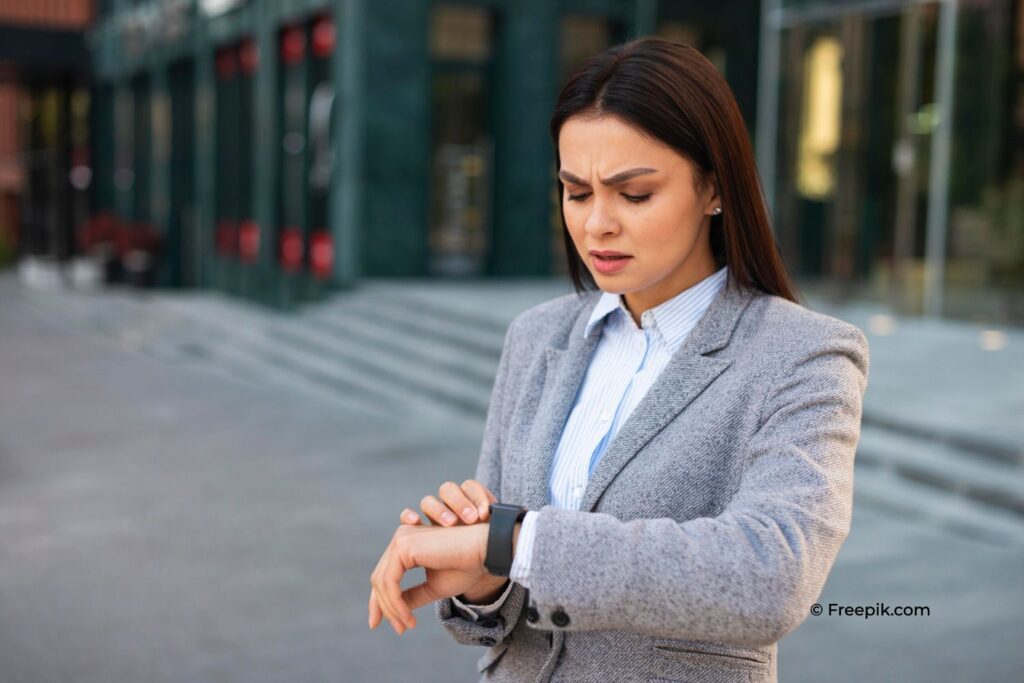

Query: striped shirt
<box><xmin>452</xmin><ymin>265</ymin><xmax>729</xmax><ymax>619</ymax></box>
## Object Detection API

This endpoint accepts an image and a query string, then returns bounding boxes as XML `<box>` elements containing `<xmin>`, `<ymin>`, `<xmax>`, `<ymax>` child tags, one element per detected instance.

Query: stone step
<box><xmin>162</xmin><ymin>296</ymin><xmax>494</xmax><ymax>418</ymax></box>
<box><xmin>320</xmin><ymin>284</ymin><xmax>510</xmax><ymax>339</ymax></box>
<box><xmin>857</xmin><ymin>424</ymin><xmax>1024</xmax><ymax>519</ymax></box>
<box><xmin>301</xmin><ymin>296</ymin><xmax>502</xmax><ymax>389</ymax></box>
<box><xmin>853</xmin><ymin>461</ymin><xmax>1024</xmax><ymax>548</ymax></box>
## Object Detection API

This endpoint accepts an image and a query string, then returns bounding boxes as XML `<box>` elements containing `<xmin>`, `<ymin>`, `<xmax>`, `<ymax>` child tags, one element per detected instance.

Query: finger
<box><xmin>439</xmin><ymin>481</ymin><xmax>478</xmax><ymax>524</ymax></box>
<box><xmin>383</xmin><ymin>541</ymin><xmax>417</xmax><ymax>630</ymax></box>
<box><xmin>374</xmin><ymin>570</ymin><xmax>409</xmax><ymax>634</ymax></box>
<box><xmin>462</xmin><ymin>480</ymin><xmax>497</xmax><ymax>520</ymax></box>
<box><xmin>374</xmin><ymin>583</ymin><xmax>404</xmax><ymax>634</ymax></box>
<box><xmin>380</xmin><ymin>589</ymin><xmax>407</xmax><ymax>634</ymax></box>
<box><xmin>368</xmin><ymin>589</ymin><xmax>383</xmax><ymax>629</ymax></box>
<box><xmin>369</xmin><ymin>587</ymin><xmax>400</xmax><ymax>633</ymax></box>
<box><xmin>400</xmin><ymin>508</ymin><xmax>422</xmax><ymax>525</ymax></box>
<box><xmin>402</xmin><ymin>581</ymin><xmax>442</xmax><ymax>614</ymax></box>
<box><xmin>372</xmin><ymin>550</ymin><xmax>406</xmax><ymax>634</ymax></box>
<box><xmin>420</xmin><ymin>494</ymin><xmax>459</xmax><ymax>526</ymax></box>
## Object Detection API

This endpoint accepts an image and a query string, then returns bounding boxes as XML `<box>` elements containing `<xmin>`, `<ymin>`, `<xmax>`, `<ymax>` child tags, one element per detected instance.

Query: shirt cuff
<box><xmin>451</xmin><ymin>578</ymin><xmax>516</xmax><ymax>621</ymax></box>
<box><xmin>508</xmin><ymin>510</ymin><xmax>537</xmax><ymax>589</ymax></box>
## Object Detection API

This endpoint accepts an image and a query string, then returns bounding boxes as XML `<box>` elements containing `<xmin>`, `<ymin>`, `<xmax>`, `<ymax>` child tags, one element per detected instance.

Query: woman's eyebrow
<box><xmin>558</xmin><ymin>167</ymin><xmax>658</xmax><ymax>186</ymax></box>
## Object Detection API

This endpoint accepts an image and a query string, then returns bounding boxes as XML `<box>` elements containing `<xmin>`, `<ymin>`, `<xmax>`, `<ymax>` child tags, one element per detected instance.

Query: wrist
<box><xmin>460</xmin><ymin>574</ymin><xmax>511</xmax><ymax>604</ymax></box>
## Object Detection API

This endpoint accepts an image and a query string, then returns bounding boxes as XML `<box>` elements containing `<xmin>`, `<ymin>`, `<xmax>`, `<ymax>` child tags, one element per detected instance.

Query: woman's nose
<box><xmin>583</xmin><ymin>199</ymin><xmax>619</xmax><ymax>236</ymax></box>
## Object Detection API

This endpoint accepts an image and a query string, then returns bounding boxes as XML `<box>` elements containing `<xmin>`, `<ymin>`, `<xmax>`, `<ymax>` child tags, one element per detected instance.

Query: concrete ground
<box><xmin>1</xmin><ymin>278</ymin><xmax>1022</xmax><ymax>682</ymax></box>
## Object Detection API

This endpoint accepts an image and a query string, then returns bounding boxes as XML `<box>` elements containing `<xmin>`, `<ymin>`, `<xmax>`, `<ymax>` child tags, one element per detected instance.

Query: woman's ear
<box><xmin>704</xmin><ymin>173</ymin><xmax>722</xmax><ymax>215</ymax></box>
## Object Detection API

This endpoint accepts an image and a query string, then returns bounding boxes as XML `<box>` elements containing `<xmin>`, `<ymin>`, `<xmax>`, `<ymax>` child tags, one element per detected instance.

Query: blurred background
<box><xmin>1</xmin><ymin>1</ymin><xmax>1023</xmax><ymax>682</ymax></box>
<box><xmin>0</xmin><ymin>0</ymin><xmax>1021</xmax><ymax>320</ymax></box>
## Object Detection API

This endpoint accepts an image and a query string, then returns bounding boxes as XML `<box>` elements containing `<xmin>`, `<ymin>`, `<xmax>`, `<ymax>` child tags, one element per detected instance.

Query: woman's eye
<box><xmin>566</xmin><ymin>192</ymin><xmax>651</xmax><ymax>203</ymax></box>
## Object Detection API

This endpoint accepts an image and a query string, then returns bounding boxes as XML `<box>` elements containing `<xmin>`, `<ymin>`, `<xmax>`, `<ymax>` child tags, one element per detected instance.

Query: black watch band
<box><xmin>484</xmin><ymin>503</ymin><xmax>528</xmax><ymax>577</ymax></box>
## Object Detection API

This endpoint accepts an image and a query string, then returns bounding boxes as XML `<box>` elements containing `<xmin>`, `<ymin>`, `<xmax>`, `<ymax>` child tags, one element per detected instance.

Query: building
<box><xmin>86</xmin><ymin>0</ymin><xmax>762</xmax><ymax>308</ymax></box>
<box><xmin>758</xmin><ymin>0</ymin><xmax>1024</xmax><ymax>322</ymax></box>
<box><xmin>9</xmin><ymin>0</ymin><xmax>1021</xmax><ymax>323</ymax></box>
<box><xmin>0</xmin><ymin>0</ymin><xmax>93</xmax><ymax>272</ymax></box>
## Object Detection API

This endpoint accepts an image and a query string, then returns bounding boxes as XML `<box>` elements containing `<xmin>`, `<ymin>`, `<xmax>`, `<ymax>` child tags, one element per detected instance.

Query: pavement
<box><xmin>1</xmin><ymin>272</ymin><xmax>1023</xmax><ymax>682</ymax></box>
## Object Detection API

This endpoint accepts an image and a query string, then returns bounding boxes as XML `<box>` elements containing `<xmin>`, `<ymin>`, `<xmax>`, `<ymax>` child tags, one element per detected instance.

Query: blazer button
<box><xmin>525</xmin><ymin>606</ymin><xmax>539</xmax><ymax>623</ymax></box>
<box><xmin>479</xmin><ymin>619</ymin><xmax>499</xmax><ymax>629</ymax></box>
<box><xmin>478</xmin><ymin>636</ymin><xmax>496</xmax><ymax>646</ymax></box>
<box><xmin>551</xmin><ymin>608</ymin><xmax>570</xmax><ymax>627</ymax></box>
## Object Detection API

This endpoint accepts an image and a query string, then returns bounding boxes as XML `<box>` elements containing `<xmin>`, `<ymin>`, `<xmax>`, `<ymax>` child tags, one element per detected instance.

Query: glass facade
<box><xmin>77</xmin><ymin>0</ymin><xmax>1021</xmax><ymax>323</ymax></box>
<box><xmin>767</xmin><ymin>0</ymin><xmax>1024</xmax><ymax>324</ymax></box>
<box><xmin>428</xmin><ymin>5</ymin><xmax>495</xmax><ymax>277</ymax></box>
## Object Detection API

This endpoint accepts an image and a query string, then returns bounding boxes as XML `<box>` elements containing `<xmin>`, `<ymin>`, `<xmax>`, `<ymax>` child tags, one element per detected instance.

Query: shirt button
<box><xmin>551</xmin><ymin>608</ymin><xmax>571</xmax><ymax>628</ymax></box>
<box><xmin>600</xmin><ymin>410</ymin><xmax>612</xmax><ymax>422</ymax></box>
<box><xmin>478</xmin><ymin>636</ymin><xmax>497</xmax><ymax>646</ymax></box>
<box><xmin>480</xmin><ymin>619</ymin><xmax>499</xmax><ymax>629</ymax></box>
<box><xmin>525</xmin><ymin>606</ymin><xmax>539</xmax><ymax>623</ymax></box>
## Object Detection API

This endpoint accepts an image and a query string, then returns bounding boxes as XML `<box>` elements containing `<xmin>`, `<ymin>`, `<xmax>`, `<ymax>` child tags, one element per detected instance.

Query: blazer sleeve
<box><xmin>520</xmin><ymin>320</ymin><xmax>870</xmax><ymax>648</ymax></box>
<box><xmin>434</xmin><ymin>315</ymin><xmax>530</xmax><ymax>647</ymax></box>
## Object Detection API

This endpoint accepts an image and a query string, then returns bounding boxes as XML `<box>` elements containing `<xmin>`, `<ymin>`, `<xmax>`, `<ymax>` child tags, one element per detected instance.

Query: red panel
<box><xmin>279</xmin><ymin>226</ymin><xmax>304</xmax><ymax>272</ymax></box>
<box><xmin>311</xmin><ymin>15</ymin><xmax>336</xmax><ymax>59</ymax></box>
<box><xmin>280</xmin><ymin>26</ymin><xmax>306</xmax><ymax>65</ymax></box>
<box><xmin>238</xmin><ymin>219</ymin><xmax>260</xmax><ymax>263</ymax></box>
<box><xmin>309</xmin><ymin>229</ymin><xmax>333</xmax><ymax>280</ymax></box>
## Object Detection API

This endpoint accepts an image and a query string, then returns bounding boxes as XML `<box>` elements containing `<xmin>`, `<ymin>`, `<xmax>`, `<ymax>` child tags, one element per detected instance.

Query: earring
<box><xmin>712</xmin><ymin>206</ymin><xmax>722</xmax><ymax>215</ymax></box>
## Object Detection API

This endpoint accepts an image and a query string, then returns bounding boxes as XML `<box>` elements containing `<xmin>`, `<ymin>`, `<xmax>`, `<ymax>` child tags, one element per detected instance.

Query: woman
<box><xmin>368</xmin><ymin>37</ymin><xmax>869</xmax><ymax>683</ymax></box>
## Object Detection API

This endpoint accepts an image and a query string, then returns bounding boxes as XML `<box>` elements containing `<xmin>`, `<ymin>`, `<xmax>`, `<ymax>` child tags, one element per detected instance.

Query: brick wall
<box><xmin>0</xmin><ymin>77</ymin><xmax>22</xmax><ymax>255</ymax></box>
<box><xmin>0</xmin><ymin>0</ymin><xmax>93</xmax><ymax>30</ymax></box>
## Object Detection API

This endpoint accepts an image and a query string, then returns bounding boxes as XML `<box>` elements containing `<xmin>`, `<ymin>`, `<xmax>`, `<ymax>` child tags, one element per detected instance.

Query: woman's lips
<box><xmin>592</xmin><ymin>254</ymin><xmax>633</xmax><ymax>274</ymax></box>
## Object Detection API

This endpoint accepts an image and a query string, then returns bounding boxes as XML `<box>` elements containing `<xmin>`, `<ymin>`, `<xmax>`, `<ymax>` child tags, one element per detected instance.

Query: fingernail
<box><xmin>463</xmin><ymin>506</ymin><xmax>477</xmax><ymax>522</ymax></box>
<box><xmin>403</xmin><ymin>512</ymin><xmax>416</xmax><ymax>522</ymax></box>
<box><xmin>441</xmin><ymin>511</ymin><xmax>457</xmax><ymax>524</ymax></box>
<box><xmin>479</xmin><ymin>505</ymin><xmax>488</xmax><ymax>518</ymax></box>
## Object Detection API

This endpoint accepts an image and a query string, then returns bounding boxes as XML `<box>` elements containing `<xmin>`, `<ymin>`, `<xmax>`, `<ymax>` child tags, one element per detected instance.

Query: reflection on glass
<box><xmin>771</xmin><ymin>0</ymin><xmax>1023</xmax><ymax>323</ymax></box>
<box><xmin>428</xmin><ymin>6</ymin><xmax>493</xmax><ymax>277</ymax></box>
<box><xmin>796</xmin><ymin>36</ymin><xmax>841</xmax><ymax>200</ymax></box>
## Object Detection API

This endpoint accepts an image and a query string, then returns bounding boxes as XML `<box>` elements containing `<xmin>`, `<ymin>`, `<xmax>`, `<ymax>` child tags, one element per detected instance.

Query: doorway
<box><xmin>169</xmin><ymin>59</ymin><xmax>197</xmax><ymax>286</ymax></box>
<box><xmin>427</xmin><ymin>5</ymin><xmax>496</xmax><ymax>277</ymax></box>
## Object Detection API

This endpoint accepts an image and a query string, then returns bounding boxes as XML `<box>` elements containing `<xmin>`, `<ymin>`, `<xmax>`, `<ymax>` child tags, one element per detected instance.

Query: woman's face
<box><xmin>558</xmin><ymin>114</ymin><xmax>721</xmax><ymax>318</ymax></box>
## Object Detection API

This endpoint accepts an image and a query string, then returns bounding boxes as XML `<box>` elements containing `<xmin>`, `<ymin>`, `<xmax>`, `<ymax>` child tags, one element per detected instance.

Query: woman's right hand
<box><xmin>400</xmin><ymin>479</ymin><xmax>498</xmax><ymax>527</ymax></box>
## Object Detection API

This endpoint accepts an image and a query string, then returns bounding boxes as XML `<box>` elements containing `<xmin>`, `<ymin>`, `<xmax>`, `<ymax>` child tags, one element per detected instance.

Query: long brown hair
<box><xmin>551</xmin><ymin>37</ymin><xmax>799</xmax><ymax>303</ymax></box>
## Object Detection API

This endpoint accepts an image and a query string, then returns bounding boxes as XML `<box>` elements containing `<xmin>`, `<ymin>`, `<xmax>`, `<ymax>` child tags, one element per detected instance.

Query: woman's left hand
<box><xmin>368</xmin><ymin>522</ymin><xmax>491</xmax><ymax>635</ymax></box>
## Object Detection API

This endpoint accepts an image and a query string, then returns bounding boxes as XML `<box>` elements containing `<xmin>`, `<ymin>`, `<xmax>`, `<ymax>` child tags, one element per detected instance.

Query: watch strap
<box><xmin>484</xmin><ymin>503</ymin><xmax>528</xmax><ymax>577</ymax></box>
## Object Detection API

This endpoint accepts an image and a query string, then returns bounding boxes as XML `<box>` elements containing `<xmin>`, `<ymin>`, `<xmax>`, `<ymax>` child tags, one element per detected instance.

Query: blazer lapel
<box><xmin>578</xmin><ymin>282</ymin><xmax>757</xmax><ymax>512</ymax></box>
<box><xmin>520</xmin><ymin>292</ymin><xmax>603</xmax><ymax>512</ymax></box>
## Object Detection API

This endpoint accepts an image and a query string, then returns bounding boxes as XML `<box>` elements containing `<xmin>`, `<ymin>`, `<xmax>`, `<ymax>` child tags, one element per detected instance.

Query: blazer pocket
<box><xmin>651</xmin><ymin>638</ymin><xmax>770</xmax><ymax>671</ymax></box>
<box><xmin>476</xmin><ymin>640</ymin><xmax>511</xmax><ymax>674</ymax></box>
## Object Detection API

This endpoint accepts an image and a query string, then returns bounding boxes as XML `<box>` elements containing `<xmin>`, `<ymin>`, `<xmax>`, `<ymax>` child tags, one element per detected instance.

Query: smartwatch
<box><xmin>484</xmin><ymin>503</ymin><xmax>528</xmax><ymax>577</ymax></box>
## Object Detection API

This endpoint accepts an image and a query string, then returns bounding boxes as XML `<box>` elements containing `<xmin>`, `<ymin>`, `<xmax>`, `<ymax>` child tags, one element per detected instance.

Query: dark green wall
<box><xmin>488</xmin><ymin>0</ymin><xmax>560</xmax><ymax>276</ymax></box>
<box><xmin>362</xmin><ymin>0</ymin><xmax>432</xmax><ymax>276</ymax></box>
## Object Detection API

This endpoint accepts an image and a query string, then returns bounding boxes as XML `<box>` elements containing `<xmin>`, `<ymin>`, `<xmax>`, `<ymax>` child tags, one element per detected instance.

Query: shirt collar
<box><xmin>583</xmin><ymin>265</ymin><xmax>729</xmax><ymax>353</ymax></box>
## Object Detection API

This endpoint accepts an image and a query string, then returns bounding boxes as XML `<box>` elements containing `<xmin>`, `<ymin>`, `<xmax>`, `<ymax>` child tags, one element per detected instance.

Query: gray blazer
<box><xmin>435</xmin><ymin>280</ymin><xmax>870</xmax><ymax>683</ymax></box>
